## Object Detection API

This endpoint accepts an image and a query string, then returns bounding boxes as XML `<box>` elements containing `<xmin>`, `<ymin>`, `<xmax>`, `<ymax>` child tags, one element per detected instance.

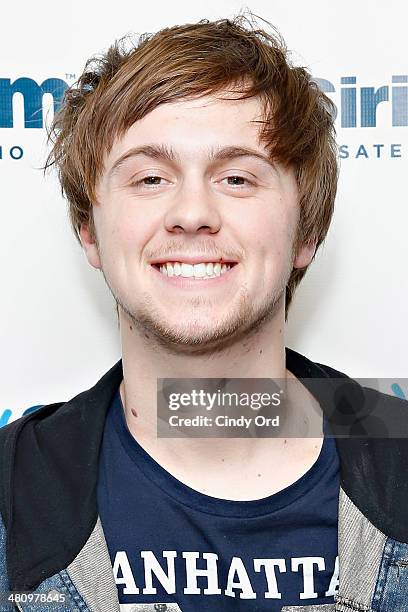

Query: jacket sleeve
<box><xmin>0</xmin><ymin>421</ymin><xmax>12</xmax><ymax>597</ymax></box>
<box><xmin>0</xmin><ymin>510</ymin><xmax>10</xmax><ymax>593</ymax></box>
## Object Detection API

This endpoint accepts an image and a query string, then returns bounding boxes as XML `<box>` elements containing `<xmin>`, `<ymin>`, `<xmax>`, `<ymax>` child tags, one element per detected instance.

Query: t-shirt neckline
<box><xmin>110</xmin><ymin>388</ymin><xmax>338</xmax><ymax>519</ymax></box>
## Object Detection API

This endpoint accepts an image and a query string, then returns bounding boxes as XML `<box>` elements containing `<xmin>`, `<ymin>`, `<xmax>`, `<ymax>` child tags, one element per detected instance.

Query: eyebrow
<box><xmin>107</xmin><ymin>144</ymin><xmax>277</xmax><ymax>180</ymax></box>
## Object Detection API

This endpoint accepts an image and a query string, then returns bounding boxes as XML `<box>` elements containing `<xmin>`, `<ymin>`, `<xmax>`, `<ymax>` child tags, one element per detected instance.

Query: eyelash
<box><xmin>130</xmin><ymin>175</ymin><xmax>255</xmax><ymax>189</ymax></box>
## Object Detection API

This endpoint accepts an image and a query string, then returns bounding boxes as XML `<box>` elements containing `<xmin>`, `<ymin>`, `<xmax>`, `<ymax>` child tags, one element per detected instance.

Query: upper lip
<box><xmin>150</xmin><ymin>256</ymin><xmax>238</xmax><ymax>265</ymax></box>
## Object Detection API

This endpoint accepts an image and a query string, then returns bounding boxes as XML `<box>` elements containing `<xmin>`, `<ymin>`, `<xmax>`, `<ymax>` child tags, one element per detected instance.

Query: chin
<box><xmin>157</xmin><ymin>320</ymin><xmax>226</xmax><ymax>342</ymax></box>
<box><xmin>137</xmin><ymin>312</ymin><xmax>244</xmax><ymax>348</ymax></box>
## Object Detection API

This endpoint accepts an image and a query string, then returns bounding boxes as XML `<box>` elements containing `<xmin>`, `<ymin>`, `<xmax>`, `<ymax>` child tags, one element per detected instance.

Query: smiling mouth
<box><xmin>151</xmin><ymin>262</ymin><xmax>238</xmax><ymax>280</ymax></box>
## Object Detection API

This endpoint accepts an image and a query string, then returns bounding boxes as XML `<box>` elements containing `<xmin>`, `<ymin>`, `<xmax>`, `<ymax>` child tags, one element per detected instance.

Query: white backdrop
<box><xmin>1</xmin><ymin>0</ymin><xmax>407</xmax><ymax>422</ymax></box>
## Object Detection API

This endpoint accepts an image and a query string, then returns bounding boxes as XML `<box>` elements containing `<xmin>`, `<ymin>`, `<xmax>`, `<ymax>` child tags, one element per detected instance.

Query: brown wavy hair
<box><xmin>45</xmin><ymin>12</ymin><xmax>338</xmax><ymax>319</ymax></box>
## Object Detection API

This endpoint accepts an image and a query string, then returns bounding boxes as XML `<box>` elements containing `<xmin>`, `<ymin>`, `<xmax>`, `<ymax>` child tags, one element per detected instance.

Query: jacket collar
<box><xmin>2</xmin><ymin>347</ymin><xmax>408</xmax><ymax>590</ymax></box>
<box><xmin>2</xmin><ymin>358</ymin><xmax>123</xmax><ymax>590</ymax></box>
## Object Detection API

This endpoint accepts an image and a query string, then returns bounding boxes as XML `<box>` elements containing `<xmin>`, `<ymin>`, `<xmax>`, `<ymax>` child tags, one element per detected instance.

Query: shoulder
<box><xmin>0</xmin><ymin>404</ymin><xmax>64</xmax><ymax>523</ymax></box>
<box><xmin>315</xmin><ymin>357</ymin><xmax>408</xmax><ymax>542</ymax></box>
<box><xmin>0</xmin><ymin>359</ymin><xmax>123</xmax><ymax>528</ymax></box>
<box><xmin>316</xmin><ymin>359</ymin><xmax>408</xmax><ymax>431</ymax></box>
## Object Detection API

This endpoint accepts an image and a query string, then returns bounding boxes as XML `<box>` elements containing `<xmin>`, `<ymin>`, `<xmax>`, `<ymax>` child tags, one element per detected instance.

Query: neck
<box><xmin>116</xmin><ymin>306</ymin><xmax>323</xmax><ymax>500</ymax></box>
<box><xmin>119</xmin><ymin>304</ymin><xmax>288</xmax><ymax>448</ymax></box>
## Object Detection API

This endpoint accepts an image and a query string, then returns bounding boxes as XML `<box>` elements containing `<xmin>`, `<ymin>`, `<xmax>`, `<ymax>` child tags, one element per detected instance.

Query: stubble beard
<box><xmin>104</xmin><ymin>267</ymin><xmax>290</xmax><ymax>356</ymax></box>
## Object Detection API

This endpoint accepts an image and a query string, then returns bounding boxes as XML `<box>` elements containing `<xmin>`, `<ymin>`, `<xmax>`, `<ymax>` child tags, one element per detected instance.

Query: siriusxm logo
<box><xmin>0</xmin><ymin>75</ymin><xmax>408</xmax><ymax>129</ymax></box>
<box><xmin>314</xmin><ymin>76</ymin><xmax>408</xmax><ymax>127</ymax></box>
<box><xmin>0</xmin><ymin>77</ymin><xmax>67</xmax><ymax>128</ymax></box>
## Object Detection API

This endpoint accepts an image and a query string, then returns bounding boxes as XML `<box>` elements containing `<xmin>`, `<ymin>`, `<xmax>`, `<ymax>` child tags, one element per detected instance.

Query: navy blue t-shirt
<box><xmin>97</xmin><ymin>387</ymin><xmax>340</xmax><ymax>611</ymax></box>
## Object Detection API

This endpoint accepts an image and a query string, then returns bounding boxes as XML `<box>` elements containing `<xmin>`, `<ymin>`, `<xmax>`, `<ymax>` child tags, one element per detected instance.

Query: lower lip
<box><xmin>150</xmin><ymin>263</ymin><xmax>239</xmax><ymax>289</ymax></box>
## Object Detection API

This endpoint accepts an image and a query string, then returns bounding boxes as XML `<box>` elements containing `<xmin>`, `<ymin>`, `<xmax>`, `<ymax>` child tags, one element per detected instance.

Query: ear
<box><xmin>79</xmin><ymin>222</ymin><xmax>102</xmax><ymax>270</ymax></box>
<box><xmin>293</xmin><ymin>240</ymin><xmax>317</xmax><ymax>269</ymax></box>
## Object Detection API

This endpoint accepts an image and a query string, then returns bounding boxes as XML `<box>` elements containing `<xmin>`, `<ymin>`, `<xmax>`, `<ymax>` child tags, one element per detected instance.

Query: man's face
<box><xmin>80</xmin><ymin>92</ymin><xmax>315</xmax><ymax>352</ymax></box>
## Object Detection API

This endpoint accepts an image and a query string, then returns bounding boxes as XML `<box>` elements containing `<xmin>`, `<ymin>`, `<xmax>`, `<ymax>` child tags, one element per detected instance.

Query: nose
<box><xmin>163</xmin><ymin>178</ymin><xmax>222</xmax><ymax>235</ymax></box>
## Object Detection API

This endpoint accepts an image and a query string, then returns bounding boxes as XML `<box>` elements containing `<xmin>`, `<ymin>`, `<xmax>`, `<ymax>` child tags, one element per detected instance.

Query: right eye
<box><xmin>130</xmin><ymin>175</ymin><xmax>169</xmax><ymax>188</ymax></box>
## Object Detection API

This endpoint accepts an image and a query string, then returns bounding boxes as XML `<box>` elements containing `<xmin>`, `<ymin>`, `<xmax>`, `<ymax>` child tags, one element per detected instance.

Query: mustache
<box><xmin>145</xmin><ymin>243</ymin><xmax>244</xmax><ymax>261</ymax></box>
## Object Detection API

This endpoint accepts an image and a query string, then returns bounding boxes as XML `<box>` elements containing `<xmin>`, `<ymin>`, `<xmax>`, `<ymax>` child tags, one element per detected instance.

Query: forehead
<box><xmin>104</xmin><ymin>93</ymin><xmax>267</xmax><ymax>167</ymax></box>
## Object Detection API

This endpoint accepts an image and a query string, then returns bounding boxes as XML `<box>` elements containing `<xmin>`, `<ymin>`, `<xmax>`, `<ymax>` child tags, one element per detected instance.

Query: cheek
<box><xmin>240</xmin><ymin>198</ymin><xmax>296</xmax><ymax>260</ymax></box>
<box><xmin>104</xmin><ymin>205</ymin><xmax>152</xmax><ymax>254</ymax></box>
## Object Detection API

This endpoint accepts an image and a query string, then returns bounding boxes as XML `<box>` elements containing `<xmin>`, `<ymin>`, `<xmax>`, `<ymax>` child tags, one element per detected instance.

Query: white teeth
<box><xmin>181</xmin><ymin>263</ymin><xmax>194</xmax><ymax>277</ymax></box>
<box><xmin>193</xmin><ymin>263</ymin><xmax>206</xmax><ymax>277</ymax></box>
<box><xmin>158</xmin><ymin>261</ymin><xmax>233</xmax><ymax>279</ymax></box>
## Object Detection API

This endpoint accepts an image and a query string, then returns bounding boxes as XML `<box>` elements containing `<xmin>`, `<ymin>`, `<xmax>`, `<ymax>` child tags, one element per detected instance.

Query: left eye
<box><xmin>221</xmin><ymin>175</ymin><xmax>253</xmax><ymax>187</ymax></box>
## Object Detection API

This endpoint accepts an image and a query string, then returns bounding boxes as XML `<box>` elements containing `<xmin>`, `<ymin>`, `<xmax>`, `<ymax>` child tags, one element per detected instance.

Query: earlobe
<box><xmin>293</xmin><ymin>240</ymin><xmax>317</xmax><ymax>269</ymax></box>
<box><xmin>79</xmin><ymin>223</ymin><xmax>102</xmax><ymax>270</ymax></box>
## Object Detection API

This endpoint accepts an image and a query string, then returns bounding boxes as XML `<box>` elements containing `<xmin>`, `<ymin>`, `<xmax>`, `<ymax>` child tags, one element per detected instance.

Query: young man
<box><xmin>1</xmin><ymin>15</ymin><xmax>407</xmax><ymax>612</ymax></box>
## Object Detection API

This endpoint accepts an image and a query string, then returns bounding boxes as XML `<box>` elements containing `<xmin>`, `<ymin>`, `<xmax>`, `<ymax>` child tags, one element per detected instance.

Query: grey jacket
<box><xmin>1</xmin><ymin>347</ymin><xmax>408</xmax><ymax>611</ymax></box>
